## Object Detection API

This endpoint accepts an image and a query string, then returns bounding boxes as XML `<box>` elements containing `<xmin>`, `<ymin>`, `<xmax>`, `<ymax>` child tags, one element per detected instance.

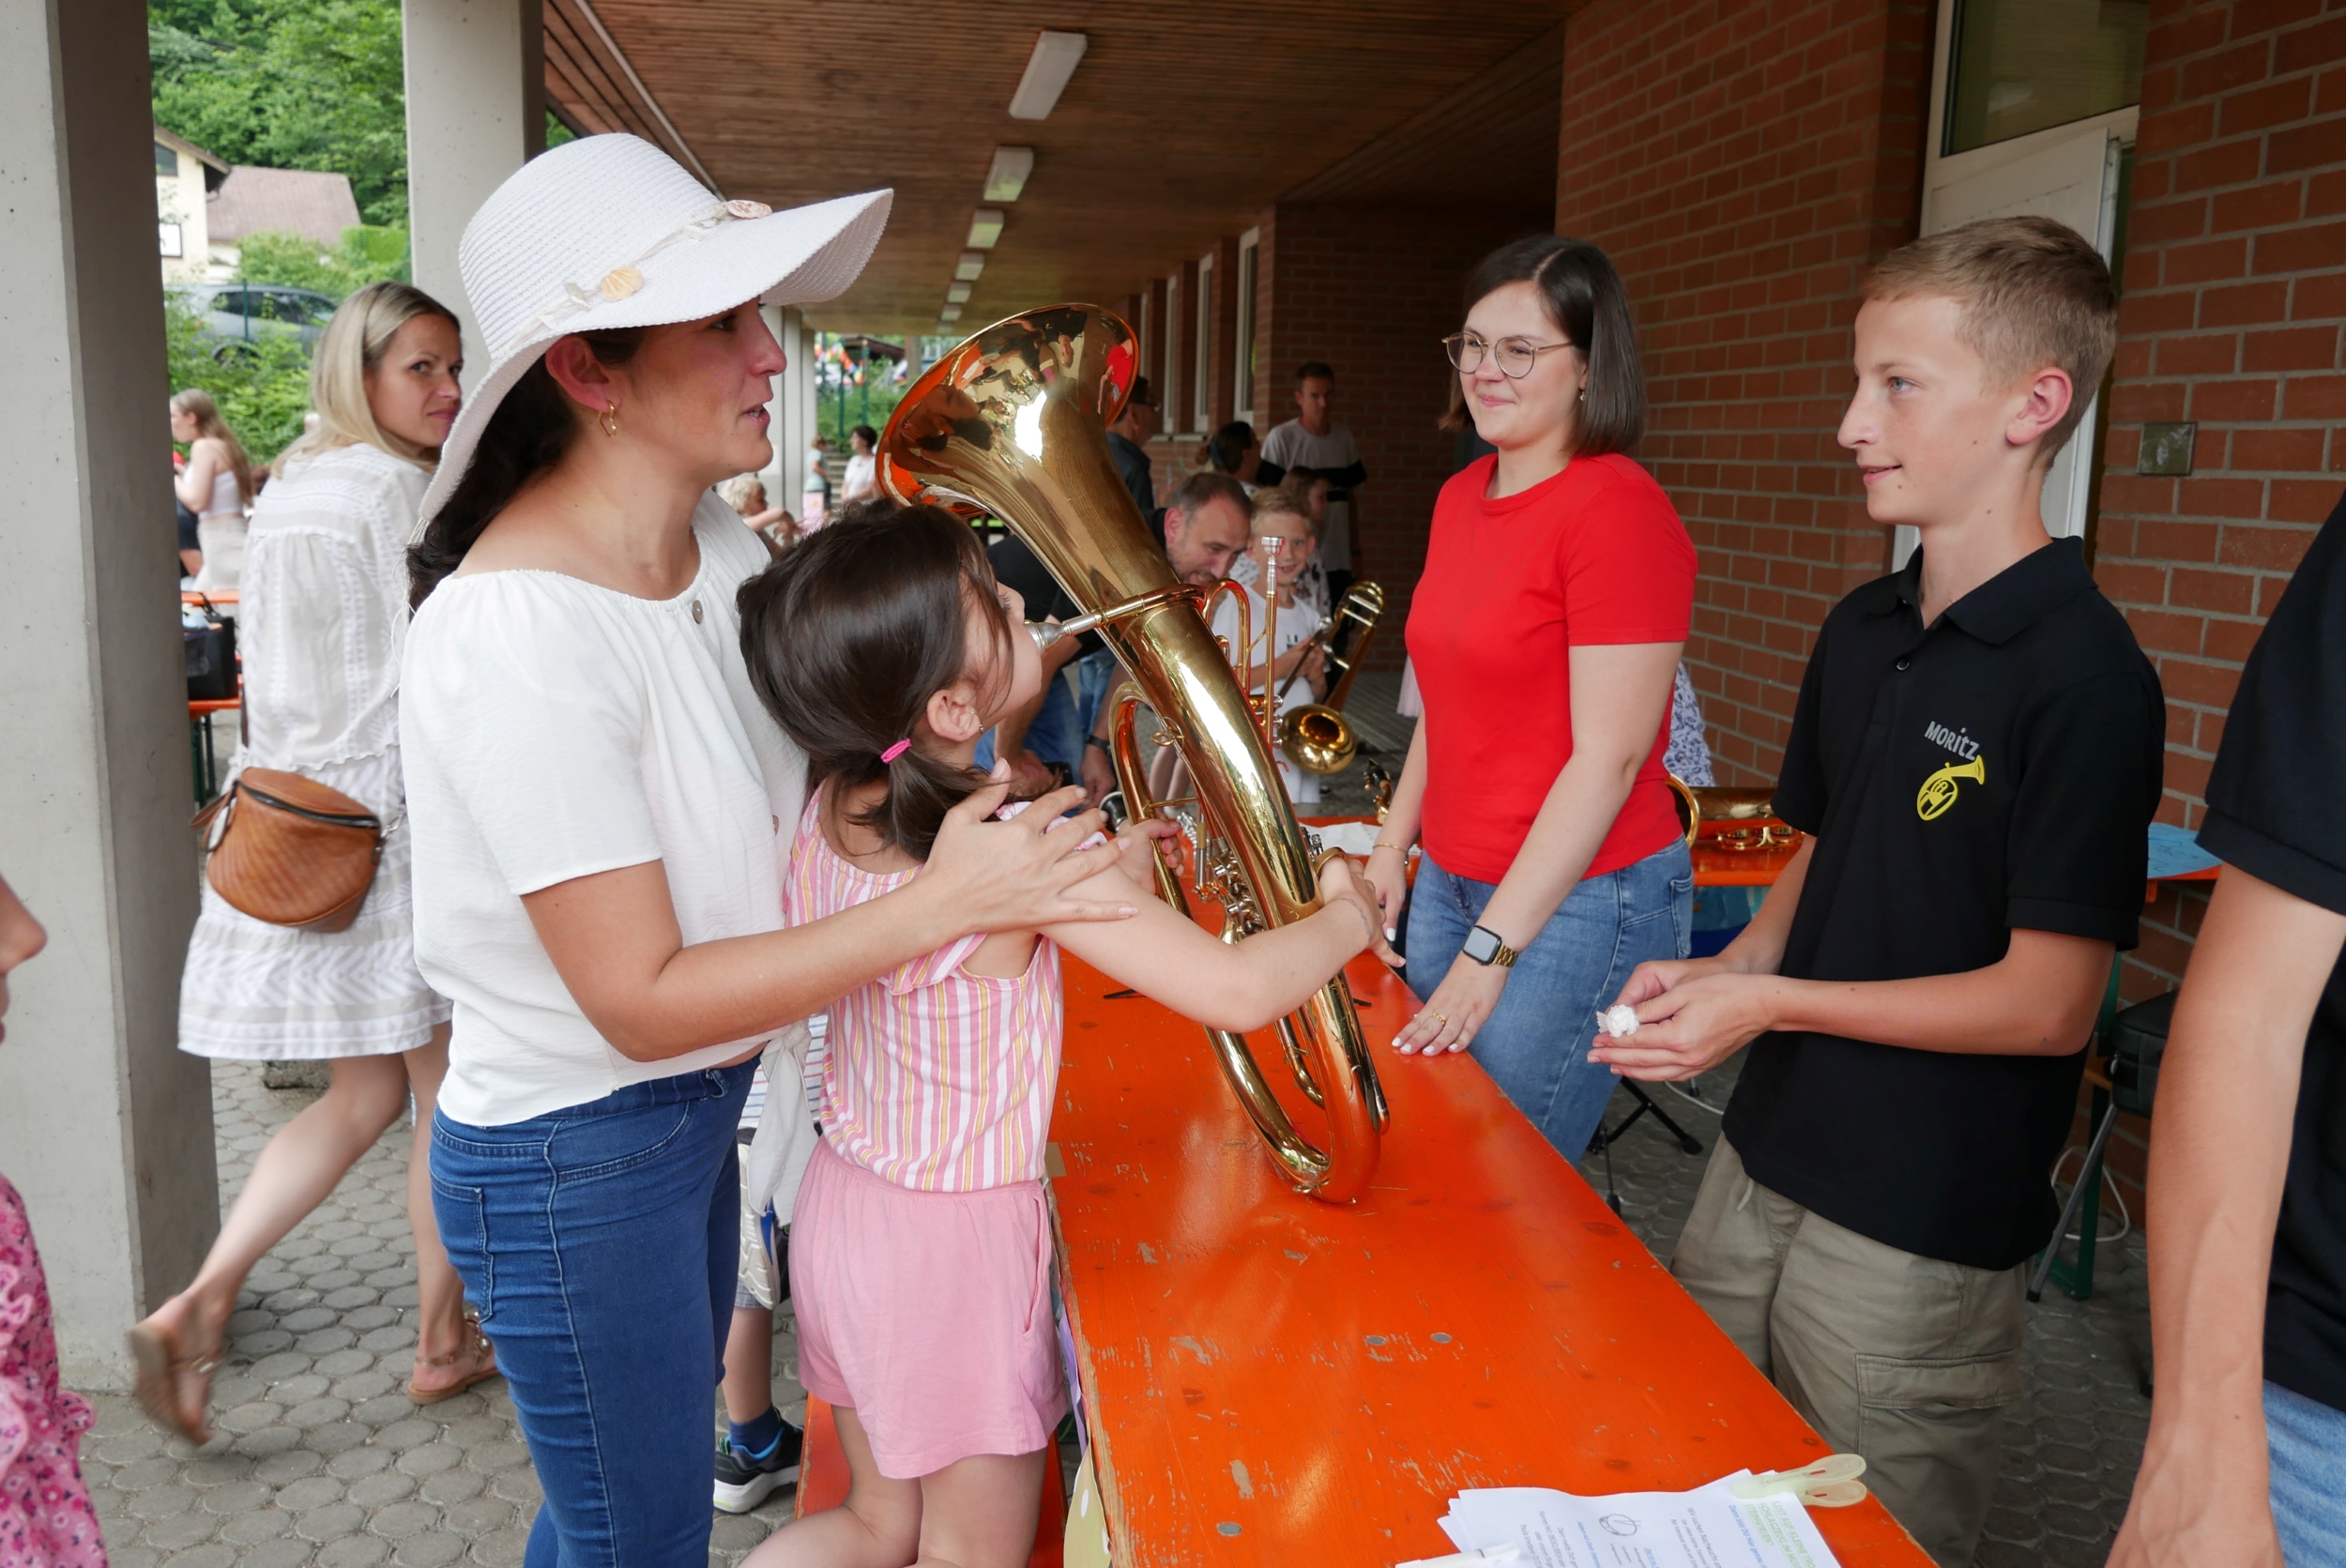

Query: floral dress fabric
<box><xmin>0</xmin><ymin>1178</ymin><xmax>104</xmax><ymax>1568</ymax></box>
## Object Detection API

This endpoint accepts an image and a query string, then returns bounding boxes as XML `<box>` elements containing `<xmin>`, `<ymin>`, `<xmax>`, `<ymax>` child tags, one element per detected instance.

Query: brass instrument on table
<box><xmin>1273</xmin><ymin>580</ymin><xmax>1385</xmax><ymax>776</ymax></box>
<box><xmin>1666</xmin><ymin>778</ymin><xmax>1802</xmax><ymax>853</ymax></box>
<box><xmin>878</xmin><ymin>303</ymin><xmax>1385</xmax><ymax>1203</ymax></box>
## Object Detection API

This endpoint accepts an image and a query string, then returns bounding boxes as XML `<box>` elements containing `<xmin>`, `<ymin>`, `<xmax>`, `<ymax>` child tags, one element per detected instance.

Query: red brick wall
<box><xmin>2082</xmin><ymin>0</ymin><xmax>2346</xmax><ymax>1211</ymax></box>
<box><xmin>1553</xmin><ymin>0</ymin><xmax>1937</xmax><ymax>784</ymax></box>
<box><xmin>1250</xmin><ymin>200</ymin><xmax>1544</xmax><ymax>667</ymax></box>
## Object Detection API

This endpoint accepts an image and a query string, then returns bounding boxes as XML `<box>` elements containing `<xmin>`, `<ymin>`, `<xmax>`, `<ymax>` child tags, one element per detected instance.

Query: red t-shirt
<box><xmin>1407</xmin><ymin>453</ymin><xmax>1697</xmax><ymax>884</ymax></box>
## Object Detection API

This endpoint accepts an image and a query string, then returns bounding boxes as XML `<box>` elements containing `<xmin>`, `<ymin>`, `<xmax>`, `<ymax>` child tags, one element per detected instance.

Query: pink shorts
<box><xmin>790</xmin><ymin>1138</ymin><xmax>1068</xmax><ymax>1479</ymax></box>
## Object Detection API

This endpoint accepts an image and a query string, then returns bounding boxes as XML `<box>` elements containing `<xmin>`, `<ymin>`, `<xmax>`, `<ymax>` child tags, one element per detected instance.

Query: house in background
<box><xmin>152</xmin><ymin>125</ymin><xmax>225</xmax><ymax>282</ymax></box>
<box><xmin>204</xmin><ymin>164</ymin><xmax>362</xmax><ymax>278</ymax></box>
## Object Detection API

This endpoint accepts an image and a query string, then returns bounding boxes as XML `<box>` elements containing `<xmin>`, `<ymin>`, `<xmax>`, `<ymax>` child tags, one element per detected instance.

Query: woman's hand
<box><xmin>922</xmin><ymin>777</ymin><xmax>1134</xmax><ymax>932</ymax></box>
<box><xmin>1393</xmin><ymin>952</ymin><xmax>1508</xmax><ymax>1056</ymax></box>
<box><xmin>1318</xmin><ymin>856</ymin><xmax>1401</xmax><ymax>967</ymax></box>
<box><xmin>1364</xmin><ymin>845</ymin><xmax>1410</xmax><ymax>944</ymax></box>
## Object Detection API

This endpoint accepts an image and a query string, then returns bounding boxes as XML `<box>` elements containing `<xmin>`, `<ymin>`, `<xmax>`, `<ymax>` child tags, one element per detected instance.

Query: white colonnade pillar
<box><xmin>0</xmin><ymin>0</ymin><xmax>219</xmax><ymax>1386</ymax></box>
<box><xmin>403</xmin><ymin>0</ymin><xmax>544</xmax><ymax>369</ymax></box>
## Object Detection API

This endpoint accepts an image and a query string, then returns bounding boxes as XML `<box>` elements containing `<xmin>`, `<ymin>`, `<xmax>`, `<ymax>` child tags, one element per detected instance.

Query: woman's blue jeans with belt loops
<box><xmin>431</xmin><ymin>1059</ymin><xmax>754</xmax><ymax>1568</ymax></box>
<box><xmin>1408</xmin><ymin>840</ymin><xmax>1693</xmax><ymax>1165</ymax></box>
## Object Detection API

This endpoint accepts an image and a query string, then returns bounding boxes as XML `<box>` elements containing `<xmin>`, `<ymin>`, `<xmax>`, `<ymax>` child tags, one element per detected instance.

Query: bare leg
<box><xmin>744</xmin><ymin>1405</ymin><xmax>1046</xmax><ymax>1568</ymax></box>
<box><xmin>724</xmin><ymin>1306</ymin><xmax>776</xmax><ymax>1424</ymax></box>
<box><xmin>914</xmin><ymin>1449</ymin><xmax>1047</xmax><ymax>1568</ymax></box>
<box><xmin>402</xmin><ymin>1026</ymin><xmax>494</xmax><ymax>1393</ymax></box>
<box><xmin>133</xmin><ymin>1053</ymin><xmax>410</xmax><ymax>1435</ymax></box>
<box><xmin>744</xmin><ymin>1406</ymin><xmax>920</xmax><ymax>1568</ymax></box>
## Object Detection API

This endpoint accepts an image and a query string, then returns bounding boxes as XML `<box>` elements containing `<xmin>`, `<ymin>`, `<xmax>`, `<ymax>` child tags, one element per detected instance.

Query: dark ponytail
<box><xmin>736</xmin><ymin>503</ymin><xmax>1013</xmax><ymax>860</ymax></box>
<box><xmin>407</xmin><ymin>328</ymin><xmax>647</xmax><ymax>609</ymax></box>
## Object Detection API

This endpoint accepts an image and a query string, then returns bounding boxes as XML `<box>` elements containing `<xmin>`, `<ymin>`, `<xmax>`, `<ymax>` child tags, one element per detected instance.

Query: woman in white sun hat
<box><xmin>397</xmin><ymin>134</ymin><xmax>1134</xmax><ymax>1567</ymax></box>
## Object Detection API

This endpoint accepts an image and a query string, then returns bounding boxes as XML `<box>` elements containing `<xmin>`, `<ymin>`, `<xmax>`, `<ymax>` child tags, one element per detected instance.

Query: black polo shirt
<box><xmin>1722</xmin><ymin>539</ymin><xmax>2164</xmax><ymax>1271</ymax></box>
<box><xmin>2197</xmin><ymin>488</ymin><xmax>2346</xmax><ymax>1415</ymax></box>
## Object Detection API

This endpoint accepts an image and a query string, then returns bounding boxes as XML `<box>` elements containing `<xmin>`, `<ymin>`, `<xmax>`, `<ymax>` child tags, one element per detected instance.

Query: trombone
<box><xmin>1272</xmin><ymin>580</ymin><xmax>1385</xmax><ymax>776</ymax></box>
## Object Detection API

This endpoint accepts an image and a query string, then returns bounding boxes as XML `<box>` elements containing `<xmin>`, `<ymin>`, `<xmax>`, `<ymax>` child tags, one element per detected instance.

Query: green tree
<box><xmin>236</xmin><ymin>226</ymin><xmax>410</xmax><ymax>297</ymax></box>
<box><xmin>165</xmin><ymin>297</ymin><xmax>316</xmax><ymax>464</ymax></box>
<box><xmin>151</xmin><ymin>0</ymin><xmax>410</xmax><ymax>226</ymax></box>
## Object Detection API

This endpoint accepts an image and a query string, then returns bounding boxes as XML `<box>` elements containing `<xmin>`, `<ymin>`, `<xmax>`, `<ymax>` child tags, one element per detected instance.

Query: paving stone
<box><xmin>348</xmin><ymin>1471</ymin><xmax>418</xmax><ymax>1509</ymax></box>
<box><xmin>103</xmin><ymin>1548</ymin><xmax>160</xmax><ymax>1568</ymax></box>
<box><xmin>393</xmin><ymin>1530</ymin><xmax>466</xmax><ymax>1568</ymax></box>
<box><xmin>318</xmin><ymin>1535</ymin><xmax>390</xmax><ymax>1568</ymax></box>
<box><xmin>373</xmin><ymin>1418</ymin><xmax>439</xmax><ymax>1453</ymax></box>
<box><xmin>236</xmin><ymin>1425</ymin><xmax>303</xmax><ymax>1459</ymax></box>
<box><xmin>419</xmin><ymin>1471</ymin><xmax>484</xmax><ymax>1507</ymax></box>
<box><xmin>252</xmin><ymin>1448</ymin><xmax>324</xmax><ymax>1484</ymax></box>
<box><xmin>161</xmin><ymin>1544</ymin><xmax>239</xmax><ymax>1568</ymax></box>
<box><xmin>200</xmin><ymin>1480</ymin><xmax>270</xmax><ymax>1515</ymax></box>
<box><xmin>328</xmin><ymin>1446</ymin><xmax>398</xmax><ymax>1482</ymax></box>
<box><xmin>126</xmin><ymin>1482</ymin><xmax>199</xmax><ymax>1520</ymax></box>
<box><xmin>140</xmin><ymin>1507</ymin><xmax>221</xmax><ymax>1549</ymax></box>
<box><xmin>442</xmin><ymin>1497</ymin><xmax>513</xmax><ymax>1538</ymax></box>
<box><xmin>304</xmin><ymin>1421</ymin><xmax>373</xmax><ymax>1454</ymax></box>
<box><xmin>218</xmin><ymin>1504</ymin><xmax>294</xmax><ymax>1545</ymax></box>
<box><xmin>277</xmin><ymin>1476</ymin><xmax>344</xmax><ymax>1513</ymax></box>
<box><xmin>297</xmin><ymin>1501</ymin><xmax>369</xmax><ymax>1543</ymax></box>
<box><xmin>471</xmin><ymin>1525</ymin><xmax>531</xmax><ymax>1567</ymax></box>
<box><xmin>368</xmin><ymin>1499</ymin><xmax>441</xmax><ymax>1539</ymax></box>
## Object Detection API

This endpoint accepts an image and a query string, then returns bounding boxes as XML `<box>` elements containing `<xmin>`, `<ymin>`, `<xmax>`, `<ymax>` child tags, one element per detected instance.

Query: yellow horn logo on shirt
<box><xmin>1916</xmin><ymin>755</ymin><xmax>1986</xmax><ymax>821</ymax></box>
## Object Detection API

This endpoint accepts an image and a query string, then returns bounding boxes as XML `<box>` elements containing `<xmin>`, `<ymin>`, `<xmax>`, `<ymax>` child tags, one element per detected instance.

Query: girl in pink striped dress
<box><xmin>737</xmin><ymin>504</ymin><xmax>1388</xmax><ymax>1567</ymax></box>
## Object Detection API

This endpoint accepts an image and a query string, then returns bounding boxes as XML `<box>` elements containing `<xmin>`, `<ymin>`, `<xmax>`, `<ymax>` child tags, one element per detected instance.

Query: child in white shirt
<box><xmin>1210</xmin><ymin>489</ymin><xmax>1330</xmax><ymax>805</ymax></box>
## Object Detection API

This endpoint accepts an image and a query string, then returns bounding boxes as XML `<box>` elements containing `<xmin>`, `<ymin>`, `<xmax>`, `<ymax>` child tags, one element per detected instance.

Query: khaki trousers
<box><xmin>1670</xmin><ymin>1138</ymin><xmax>2026</xmax><ymax>1568</ymax></box>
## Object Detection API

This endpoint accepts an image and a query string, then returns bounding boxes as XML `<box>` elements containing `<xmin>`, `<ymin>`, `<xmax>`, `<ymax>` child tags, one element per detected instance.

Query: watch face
<box><xmin>1463</xmin><ymin>926</ymin><xmax>1498</xmax><ymax>964</ymax></box>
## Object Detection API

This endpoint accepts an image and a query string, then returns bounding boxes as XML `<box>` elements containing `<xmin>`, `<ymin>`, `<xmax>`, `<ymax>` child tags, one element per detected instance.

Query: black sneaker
<box><xmin>711</xmin><ymin>1423</ymin><xmax>803</xmax><ymax>1514</ymax></box>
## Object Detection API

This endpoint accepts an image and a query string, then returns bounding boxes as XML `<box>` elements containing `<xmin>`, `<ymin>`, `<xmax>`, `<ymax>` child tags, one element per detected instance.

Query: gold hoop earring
<box><xmin>599</xmin><ymin>401</ymin><xmax>620</xmax><ymax>438</ymax></box>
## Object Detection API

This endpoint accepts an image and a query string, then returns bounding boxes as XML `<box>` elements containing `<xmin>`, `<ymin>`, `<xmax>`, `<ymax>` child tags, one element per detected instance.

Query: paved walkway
<box><xmin>82</xmin><ymin>1062</ymin><xmax>805</xmax><ymax>1568</ymax></box>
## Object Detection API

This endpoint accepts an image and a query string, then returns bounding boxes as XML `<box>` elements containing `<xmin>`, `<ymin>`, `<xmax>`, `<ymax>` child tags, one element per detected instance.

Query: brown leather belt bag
<box><xmin>191</xmin><ymin>768</ymin><xmax>385</xmax><ymax>933</ymax></box>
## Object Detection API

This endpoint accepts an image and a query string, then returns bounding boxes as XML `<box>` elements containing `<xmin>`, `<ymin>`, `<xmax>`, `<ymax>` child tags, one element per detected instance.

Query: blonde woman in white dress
<box><xmin>131</xmin><ymin>282</ymin><xmax>495</xmax><ymax>1444</ymax></box>
<box><xmin>169</xmin><ymin>388</ymin><xmax>253</xmax><ymax>591</ymax></box>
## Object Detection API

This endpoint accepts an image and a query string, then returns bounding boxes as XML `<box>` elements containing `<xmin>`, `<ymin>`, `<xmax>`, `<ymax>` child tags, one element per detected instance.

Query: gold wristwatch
<box><xmin>1461</xmin><ymin>923</ymin><xmax>1519</xmax><ymax>968</ymax></box>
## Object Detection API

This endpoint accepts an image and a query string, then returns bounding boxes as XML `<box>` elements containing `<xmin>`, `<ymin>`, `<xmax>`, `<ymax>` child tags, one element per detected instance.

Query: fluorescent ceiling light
<box><xmin>966</xmin><ymin>208</ymin><xmax>1005</xmax><ymax>249</ymax></box>
<box><xmin>983</xmin><ymin>145</ymin><xmax>1035</xmax><ymax>202</ymax></box>
<box><xmin>939</xmin><ymin>305</ymin><xmax>964</xmax><ymax>324</ymax></box>
<box><xmin>946</xmin><ymin>282</ymin><xmax>973</xmax><ymax>304</ymax></box>
<box><xmin>954</xmin><ymin>251</ymin><xmax>986</xmax><ymax>282</ymax></box>
<box><xmin>1008</xmin><ymin>31</ymin><xmax>1087</xmax><ymax>120</ymax></box>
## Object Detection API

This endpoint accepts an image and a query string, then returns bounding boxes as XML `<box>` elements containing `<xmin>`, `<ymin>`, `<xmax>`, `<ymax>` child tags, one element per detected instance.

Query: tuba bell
<box><xmin>1276</xmin><ymin>580</ymin><xmax>1384</xmax><ymax>776</ymax></box>
<box><xmin>877</xmin><ymin>304</ymin><xmax>1386</xmax><ymax>1203</ymax></box>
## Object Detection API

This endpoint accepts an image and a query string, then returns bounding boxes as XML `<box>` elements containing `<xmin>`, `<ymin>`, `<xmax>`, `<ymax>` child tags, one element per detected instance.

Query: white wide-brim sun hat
<box><xmin>420</xmin><ymin>133</ymin><xmax>891</xmax><ymax>525</ymax></box>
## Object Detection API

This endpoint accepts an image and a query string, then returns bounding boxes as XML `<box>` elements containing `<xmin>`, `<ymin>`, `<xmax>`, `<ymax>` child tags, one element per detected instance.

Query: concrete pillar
<box><xmin>757</xmin><ymin>306</ymin><xmax>813</xmax><ymax>510</ymax></box>
<box><xmin>0</xmin><ymin>0</ymin><xmax>218</xmax><ymax>1387</ymax></box>
<box><xmin>404</xmin><ymin>0</ymin><xmax>544</xmax><ymax>370</ymax></box>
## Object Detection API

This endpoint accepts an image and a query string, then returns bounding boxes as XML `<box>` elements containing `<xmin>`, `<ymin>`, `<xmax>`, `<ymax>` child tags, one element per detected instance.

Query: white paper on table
<box><xmin>1311</xmin><ymin>821</ymin><xmax>1386</xmax><ymax>857</ymax></box>
<box><xmin>1436</xmin><ymin>1472</ymin><xmax>1841</xmax><ymax>1568</ymax></box>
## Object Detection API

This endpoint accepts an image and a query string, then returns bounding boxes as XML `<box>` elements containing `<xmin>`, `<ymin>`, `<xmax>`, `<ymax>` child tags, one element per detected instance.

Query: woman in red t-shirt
<box><xmin>1366</xmin><ymin>236</ymin><xmax>1697</xmax><ymax>1164</ymax></box>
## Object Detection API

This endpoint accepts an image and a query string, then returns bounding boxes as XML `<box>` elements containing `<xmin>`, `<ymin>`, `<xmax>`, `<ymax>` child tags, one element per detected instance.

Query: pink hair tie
<box><xmin>879</xmin><ymin>739</ymin><xmax>912</xmax><ymax>764</ymax></box>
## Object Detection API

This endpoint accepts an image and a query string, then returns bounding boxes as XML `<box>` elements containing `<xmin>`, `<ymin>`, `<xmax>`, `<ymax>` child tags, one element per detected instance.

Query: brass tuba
<box><xmin>877</xmin><ymin>304</ymin><xmax>1386</xmax><ymax>1202</ymax></box>
<box><xmin>1277</xmin><ymin>580</ymin><xmax>1384</xmax><ymax>776</ymax></box>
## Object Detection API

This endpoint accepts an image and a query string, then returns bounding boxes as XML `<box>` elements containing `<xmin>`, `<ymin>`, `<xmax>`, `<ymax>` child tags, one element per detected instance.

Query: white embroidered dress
<box><xmin>177</xmin><ymin>443</ymin><xmax>451</xmax><ymax>1059</ymax></box>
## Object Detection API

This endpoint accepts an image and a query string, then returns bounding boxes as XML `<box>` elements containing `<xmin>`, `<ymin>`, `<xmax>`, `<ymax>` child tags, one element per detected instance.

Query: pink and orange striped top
<box><xmin>785</xmin><ymin>790</ymin><xmax>1066</xmax><ymax>1193</ymax></box>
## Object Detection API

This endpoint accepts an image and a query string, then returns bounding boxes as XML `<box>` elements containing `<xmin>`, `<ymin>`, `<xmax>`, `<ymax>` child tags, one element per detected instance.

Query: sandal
<box><xmin>126</xmin><ymin>1317</ymin><xmax>221</xmax><ymax>1447</ymax></box>
<box><xmin>406</xmin><ymin>1310</ymin><xmax>499</xmax><ymax>1405</ymax></box>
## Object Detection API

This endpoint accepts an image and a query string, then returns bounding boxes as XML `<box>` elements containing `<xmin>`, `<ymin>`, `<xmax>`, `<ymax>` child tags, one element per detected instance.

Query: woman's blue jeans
<box><xmin>1408</xmin><ymin>840</ymin><xmax>1693</xmax><ymax>1164</ymax></box>
<box><xmin>431</xmin><ymin>1059</ymin><xmax>754</xmax><ymax>1568</ymax></box>
<box><xmin>2267</xmin><ymin>1379</ymin><xmax>2346</xmax><ymax>1565</ymax></box>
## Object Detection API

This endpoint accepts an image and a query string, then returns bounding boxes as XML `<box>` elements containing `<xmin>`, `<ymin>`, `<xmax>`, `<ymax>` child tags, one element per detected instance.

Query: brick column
<box><xmin>1554</xmin><ymin>0</ymin><xmax>1937</xmax><ymax>783</ymax></box>
<box><xmin>2093</xmin><ymin>0</ymin><xmax>2346</xmax><ymax>998</ymax></box>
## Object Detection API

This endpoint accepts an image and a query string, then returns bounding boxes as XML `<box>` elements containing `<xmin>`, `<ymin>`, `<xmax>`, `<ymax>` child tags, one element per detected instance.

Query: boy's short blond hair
<box><xmin>1863</xmin><ymin>215</ymin><xmax>2118</xmax><ymax>459</ymax></box>
<box><xmin>1250</xmin><ymin>484</ymin><xmax>1315</xmax><ymax>539</ymax></box>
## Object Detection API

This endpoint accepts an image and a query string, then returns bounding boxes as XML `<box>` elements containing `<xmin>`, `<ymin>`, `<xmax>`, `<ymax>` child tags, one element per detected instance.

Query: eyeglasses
<box><xmin>1441</xmin><ymin>331</ymin><xmax>1577</xmax><ymax>379</ymax></box>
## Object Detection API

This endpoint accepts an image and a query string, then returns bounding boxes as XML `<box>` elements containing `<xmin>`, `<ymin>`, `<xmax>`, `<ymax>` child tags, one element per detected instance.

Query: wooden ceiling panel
<box><xmin>548</xmin><ymin>2</ymin><xmax>1568</xmax><ymax>334</ymax></box>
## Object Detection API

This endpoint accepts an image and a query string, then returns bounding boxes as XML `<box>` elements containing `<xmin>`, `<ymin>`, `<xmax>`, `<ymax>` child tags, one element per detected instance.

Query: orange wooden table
<box><xmin>1044</xmin><ymin>940</ymin><xmax>1933</xmax><ymax>1567</ymax></box>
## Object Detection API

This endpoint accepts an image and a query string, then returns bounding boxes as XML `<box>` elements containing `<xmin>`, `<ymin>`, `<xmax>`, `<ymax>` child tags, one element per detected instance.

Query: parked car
<box><xmin>167</xmin><ymin>284</ymin><xmax>339</xmax><ymax>358</ymax></box>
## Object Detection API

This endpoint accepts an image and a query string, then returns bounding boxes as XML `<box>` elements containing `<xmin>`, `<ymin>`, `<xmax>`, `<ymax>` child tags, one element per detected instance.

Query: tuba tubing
<box><xmin>878</xmin><ymin>303</ymin><xmax>1385</xmax><ymax>1202</ymax></box>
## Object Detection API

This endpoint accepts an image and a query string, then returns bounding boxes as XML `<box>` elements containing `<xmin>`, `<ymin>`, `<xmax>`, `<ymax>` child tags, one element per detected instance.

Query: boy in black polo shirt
<box><xmin>1592</xmin><ymin>216</ymin><xmax>2164</xmax><ymax>1567</ymax></box>
<box><xmin>2110</xmin><ymin>487</ymin><xmax>2346</xmax><ymax>1567</ymax></box>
